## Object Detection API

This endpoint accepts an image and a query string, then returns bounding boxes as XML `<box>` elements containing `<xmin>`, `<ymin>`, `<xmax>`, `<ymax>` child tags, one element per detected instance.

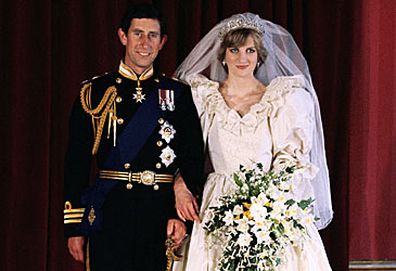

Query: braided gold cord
<box><xmin>92</xmin><ymin>89</ymin><xmax>117</xmax><ymax>154</ymax></box>
<box><xmin>80</xmin><ymin>84</ymin><xmax>118</xmax><ymax>155</ymax></box>
<box><xmin>80</xmin><ymin>83</ymin><xmax>117</xmax><ymax>115</ymax></box>
<box><xmin>165</xmin><ymin>237</ymin><xmax>182</xmax><ymax>271</ymax></box>
<box><xmin>165</xmin><ymin>238</ymin><xmax>174</xmax><ymax>271</ymax></box>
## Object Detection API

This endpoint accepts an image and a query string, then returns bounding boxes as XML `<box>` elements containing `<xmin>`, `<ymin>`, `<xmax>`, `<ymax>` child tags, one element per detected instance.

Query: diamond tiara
<box><xmin>218</xmin><ymin>15</ymin><xmax>264</xmax><ymax>41</ymax></box>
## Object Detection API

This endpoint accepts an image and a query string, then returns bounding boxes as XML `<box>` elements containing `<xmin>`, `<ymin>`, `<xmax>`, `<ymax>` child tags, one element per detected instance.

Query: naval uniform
<box><xmin>63</xmin><ymin>61</ymin><xmax>204</xmax><ymax>271</ymax></box>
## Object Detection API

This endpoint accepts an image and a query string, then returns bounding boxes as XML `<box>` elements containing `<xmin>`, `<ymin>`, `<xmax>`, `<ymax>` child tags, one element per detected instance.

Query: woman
<box><xmin>174</xmin><ymin>13</ymin><xmax>333</xmax><ymax>270</ymax></box>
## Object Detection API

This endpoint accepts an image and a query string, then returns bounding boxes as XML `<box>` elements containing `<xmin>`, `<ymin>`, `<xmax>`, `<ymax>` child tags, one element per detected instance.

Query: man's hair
<box><xmin>119</xmin><ymin>4</ymin><xmax>167</xmax><ymax>36</ymax></box>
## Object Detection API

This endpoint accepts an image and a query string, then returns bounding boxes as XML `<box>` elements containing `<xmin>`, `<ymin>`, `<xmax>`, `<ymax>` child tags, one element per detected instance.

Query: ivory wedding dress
<box><xmin>173</xmin><ymin>74</ymin><xmax>332</xmax><ymax>271</ymax></box>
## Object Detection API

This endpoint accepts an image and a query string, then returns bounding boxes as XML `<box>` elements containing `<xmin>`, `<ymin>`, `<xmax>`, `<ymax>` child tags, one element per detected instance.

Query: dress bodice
<box><xmin>187</xmin><ymin>74</ymin><xmax>315</xmax><ymax>178</ymax></box>
<box><xmin>206</xmin><ymin>90</ymin><xmax>273</xmax><ymax>175</ymax></box>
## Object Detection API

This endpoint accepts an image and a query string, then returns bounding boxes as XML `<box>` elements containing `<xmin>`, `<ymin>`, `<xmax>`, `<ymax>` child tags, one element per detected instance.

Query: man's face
<box><xmin>118</xmin><ymin>18</ymin><xmax>167</xmax><ymax>74</ymax></box>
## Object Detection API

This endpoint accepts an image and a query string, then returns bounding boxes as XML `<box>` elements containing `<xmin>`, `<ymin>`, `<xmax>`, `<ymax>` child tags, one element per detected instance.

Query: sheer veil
<box><xmin>176</xmin><ymin>13</ymin><xmax>333</xmax><ymax>229</ymax></box>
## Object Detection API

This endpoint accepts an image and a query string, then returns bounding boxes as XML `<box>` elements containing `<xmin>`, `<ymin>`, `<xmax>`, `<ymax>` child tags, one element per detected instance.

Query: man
<box><xmin>63</xmin><ymin>4</ymin><xmax>204</xmax><ymax>270</ymax></box>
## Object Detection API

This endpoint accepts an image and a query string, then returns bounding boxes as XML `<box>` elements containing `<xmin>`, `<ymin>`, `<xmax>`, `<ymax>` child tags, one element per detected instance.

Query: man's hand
<box><xmin>167</xmin><ymin>219</ymin><xmax>186</xmax><ymax>248</ymax></box>
<box><xmin>174</xmin><ymin>175</ymin><xmax>200</xmax><ymax>222</ymax></box>
<box><xmin>67</xmin><ymin>236</ymin><xmax>85</xmax><ymax>263</ymax></box>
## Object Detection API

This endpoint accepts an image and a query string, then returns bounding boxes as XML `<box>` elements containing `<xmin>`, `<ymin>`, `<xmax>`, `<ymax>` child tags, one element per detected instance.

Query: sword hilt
<box><xmin>165</xmin><ymin>237</ymin><xmax>182</xmax><ymax>271</ymax></box>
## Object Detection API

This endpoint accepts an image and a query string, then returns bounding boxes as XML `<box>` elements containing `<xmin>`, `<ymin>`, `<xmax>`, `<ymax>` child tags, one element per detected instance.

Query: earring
<box><xmin>222</xmin><ymin>60</ymin><xmax>226</xmax><ymax>67</ymax></box>
<box><xmin>256</xmin><ymin>62</ymin><xmax>261</xmax><ymax>68</ymax></box>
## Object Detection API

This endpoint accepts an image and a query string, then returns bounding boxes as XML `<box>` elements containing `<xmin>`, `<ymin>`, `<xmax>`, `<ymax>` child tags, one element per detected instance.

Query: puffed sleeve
<box><xmin>269</xmin><ymin>76</ymin><xmax>318</xmax><ymax>201</ymax></box>
<box><xmin>185</xmin><ymin>74</ymin><xmax>220</xmax><ymax>146</ymax></box>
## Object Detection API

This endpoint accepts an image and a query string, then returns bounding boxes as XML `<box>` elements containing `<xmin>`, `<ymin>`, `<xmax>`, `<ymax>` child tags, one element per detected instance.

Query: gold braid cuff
<box><xmin>80</xmin><ymin>83</ymin><xmax>118</xmax><ymax>155</ymax></box>
<box><xmin>63</xmin><ymin>201</ymin><xmax>84</xmax><ymax>224</ymax></box>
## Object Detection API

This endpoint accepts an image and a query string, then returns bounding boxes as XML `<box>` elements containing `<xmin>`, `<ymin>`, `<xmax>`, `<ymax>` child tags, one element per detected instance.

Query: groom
<box><xmin>63</xmin><ymin>4</ymin><xmax>204</xmax><ymax>270</ymax></box>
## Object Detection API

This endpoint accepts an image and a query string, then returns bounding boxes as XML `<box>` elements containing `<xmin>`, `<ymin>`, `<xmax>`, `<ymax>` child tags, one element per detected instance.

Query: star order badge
<box><xmin>159</xmin><ymin>146</ymin><xmax>176</xmax><ymax>167</ymax></box>
<box><xmin>159</xmin><ymin>121</ymin><xmax>176</xmax><ymax>143</ymax></box>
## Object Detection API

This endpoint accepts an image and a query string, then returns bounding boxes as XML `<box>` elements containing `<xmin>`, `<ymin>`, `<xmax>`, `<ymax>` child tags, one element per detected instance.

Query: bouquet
<box><xmin>203</xmin><ymin>163</ymin><xmax>315</xmax><ymax>271</ymax></box>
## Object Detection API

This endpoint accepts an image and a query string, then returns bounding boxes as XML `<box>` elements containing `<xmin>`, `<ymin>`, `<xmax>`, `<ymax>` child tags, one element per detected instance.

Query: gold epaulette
<box><xmin>80</xmin><ymin>72</ymin><xmax>109</xmax><ymax>85</ymax></box>
<box><xmin>64</xmin><ymin>201</ymin><xmax>84</xmax><ymax>225</ymax></box>
<box><xmin>80</xmin><ymin>81</ymin><xmax>118</xmax><ymax>155</ymax></box>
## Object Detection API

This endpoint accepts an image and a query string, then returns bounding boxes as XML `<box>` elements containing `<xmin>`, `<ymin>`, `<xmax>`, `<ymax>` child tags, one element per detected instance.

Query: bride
<box><xmin>173</xmin><ymin>13</ymin><xmax>333</xmax><ymax>270</ymax></box>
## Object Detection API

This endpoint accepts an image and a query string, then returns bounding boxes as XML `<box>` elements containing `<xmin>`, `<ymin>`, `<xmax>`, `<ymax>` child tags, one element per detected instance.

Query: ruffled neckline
<box><xmin>222</xmin><ymin>77</ymin><xmax>281</xmax><ymax>117</ymax></box>
<box><xmin>212</xmin><ymin>77</ymin><xmax>288</xmax><ymax>131</ymax></box>
<box><xmin>188</xmin><ymin>73</ymin><xmax>304</xmax><ymax>133</ymax></box>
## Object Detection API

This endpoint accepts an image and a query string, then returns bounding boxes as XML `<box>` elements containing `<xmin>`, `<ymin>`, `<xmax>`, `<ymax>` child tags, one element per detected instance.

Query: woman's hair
<box><xmin>217</xmin><ymin>28</ymin><xmax>267</xmax><ymax>64</ymax></box>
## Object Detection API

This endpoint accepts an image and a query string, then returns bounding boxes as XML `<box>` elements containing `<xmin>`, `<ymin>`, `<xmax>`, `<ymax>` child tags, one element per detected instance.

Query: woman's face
<box><xmin>224</xmin><ymin>36</ymin><xmax>258</xmax><ymax>78</ymax></box>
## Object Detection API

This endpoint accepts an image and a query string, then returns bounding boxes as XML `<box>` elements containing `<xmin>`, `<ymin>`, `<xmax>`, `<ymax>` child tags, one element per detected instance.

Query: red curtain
<box><xmin>0</xmin><ymin>1</ymin><xmax>53</xmax><ymax>270</ymax></box>
<box><xmin>2</xmin><ymin>0</ymin><xmax>393</xmax><ymax>270</ymax></box>
<box><xmin>349</xmin><ymin>0</ymin><xmax>396</xmax><ymax>260</ymax></box>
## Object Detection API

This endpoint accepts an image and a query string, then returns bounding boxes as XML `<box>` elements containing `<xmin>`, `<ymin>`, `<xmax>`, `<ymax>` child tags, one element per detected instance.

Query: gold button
<box><xmin>117</xmin><ymin>118</ymin><xmax>124</xmax><ymax>125</ymax></box>
<box><xmin>116</xmin><ymin>96</ymin><xmax>123</xmax><ymax>103</ymax></box>
<box><xmin>156</xmin><ymin>141</ymin><xmax>163</xmax><ymax>147</ymax></box>
<box><xmin>158</xmin><ymin>118</ymin><xmax>165</xmax><ymax>124</ymax></box>
<box><xmin>126</xmin><ymin>183</ymin><xmax>133</xmax><ymax>190</ymax></box>
<box><xmin>156</xmin><ymin>163</ymin><xmax>161</xmax><ymax>169</ymax></box>
<box><xmin>124</xmin><ymin>163</ymin><xmax>131</xmax><ymax>169</ymax></box>
<box><xmin>153</xmin><ymin>184</ymin><xmax>159</xmax><ymax>190</ymax></box>
<box><xmin>116</xmin><ymin>78</ymin><xmax>122</xmax><ymax>84</ymax></box>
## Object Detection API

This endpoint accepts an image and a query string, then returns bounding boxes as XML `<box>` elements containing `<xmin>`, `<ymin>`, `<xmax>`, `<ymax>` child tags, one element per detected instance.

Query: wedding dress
<box><xmin>173</xmin><ymin>73</ymin><xmax>332</xmax><ymax>271</ymax></box>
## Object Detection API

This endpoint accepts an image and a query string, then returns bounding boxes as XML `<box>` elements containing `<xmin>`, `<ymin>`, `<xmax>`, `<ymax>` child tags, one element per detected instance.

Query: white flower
<box><xmin>249</xmin><ymin>203</ymin><xmax>267</xmax><ymax>222</ymax></box>
<box><xmin>223</xmin><ymin>210</ymin><xmax>234</xmax><ymax>226</ymax></box>
<box><xmin>282</xmin><ymin>220</ymin><xmax>294</xmax><ymax>236</ymax></box>
<box><xmin>251</xmin><ymin>196</ymin><xmax>259</xmax><ymax>204</ymax></box>
<box><xmin>203</xmin><ymin>209</ymin><xmax>215</xmax><ymax>222</ymax></box>
<box><xmin>237</xmin><ymin>232</ymin><xmax>252</xmax><ymax>247</ymax></box>
<box><xmin>255</xmin><ymin>230</ymin><xmax>272</xmax><ymax>244</ymax></box>
<box><xmin>236</xmin><ymin>216</ymin><xmax>250</xmax><ymax>233</ymax></box>
<box><xmin>277</xmin><ymin>194</ymin><xmax>287</xmax><ymax>204</ymax></box>
<box><xmin>251</xmin><ymin>220</ymin><xmax>270</xmax><ymax>233</ymax></box>
<box><xmin>285</xmin><ymin>204</ymin><xmax>299</xmax><ymax>218</ymax></box>
<box><xmin>279</xmin><ymin>180</ymin><xmax>292</xmax><ymax>191</ymax></box>
<box><xmin>267</xmin><ymin>185</ymin><xmax>281</xmax><ymax>200</ymax></box>
<box><xmin>257</xmin><ymin>192</ymin><xmax>269</xmax><ymax>205</ymax></box>
<box><xmin>271</xmin><ymin>200</ymin><xmax>286</xmax><ymax>219</ymax></box>
<box><xmin>302</xmin><ymin>212</ymin><xmax>315</xmax><ymax>225</ymax></box>
<box><xmin>241</xmin><ymin>183</ymin><xmax>249</xmax><ymax>194</ymax></box>
<box><xmin>233</xmin><ymin>205</ymin><xmax>244</xmax><ymax>216</ymax></box>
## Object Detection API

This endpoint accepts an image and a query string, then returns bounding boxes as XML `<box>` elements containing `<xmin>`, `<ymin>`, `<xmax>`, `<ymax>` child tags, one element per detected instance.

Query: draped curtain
<box><xmin>0</xmin><ymin>0</ymin><xmax>393</xmax><ymax>270</ymax></box>
<box><xmin>349</xmin><ymin>0</ymin><xmax>396</xmax><ymax>260</ymax></box>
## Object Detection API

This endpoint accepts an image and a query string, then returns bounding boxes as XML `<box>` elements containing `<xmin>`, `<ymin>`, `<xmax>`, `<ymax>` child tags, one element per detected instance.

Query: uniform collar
<box><xmin>118</xmin><ymin>60</ymin><xmax>154</xmax><ymax>81</ymax></box>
